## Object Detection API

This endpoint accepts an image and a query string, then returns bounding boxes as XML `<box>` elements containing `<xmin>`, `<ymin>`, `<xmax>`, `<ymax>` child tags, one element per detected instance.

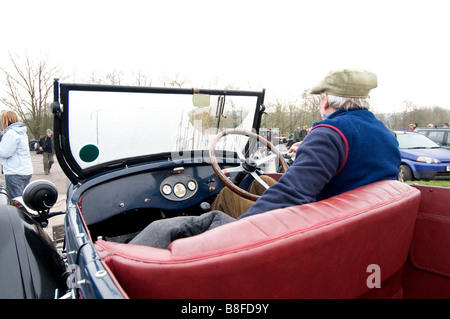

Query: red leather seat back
<box><xmin>403</xmin><ymin>184</ymin><xmax>450</xmax><ymax>298</ymax></box>
<box><xmin>96</xmin><ymin>180</ymin><xmax>420</xmax><ymax>299</ymax></box>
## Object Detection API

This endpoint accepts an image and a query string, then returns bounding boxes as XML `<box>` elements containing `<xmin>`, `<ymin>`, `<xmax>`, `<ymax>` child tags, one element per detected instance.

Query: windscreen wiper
<box><xmin>215</xmin><ymin>95</ymin><xmax>226</xmax><ymax>133</ymax></box>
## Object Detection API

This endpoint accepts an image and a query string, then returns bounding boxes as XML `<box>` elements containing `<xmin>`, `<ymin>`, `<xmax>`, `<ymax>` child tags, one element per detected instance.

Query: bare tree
<box><xmin>106</xmin><ymin>69</ymin><xmax>123</xmax><ymax>85</ymax></box>
<box><xmin>1</xmin><ymin>51</ymin><xmax>63</xmax><ymax>138</ymax></box>
<box><xmin>86</xmin><ymin>71</ymin><xmax>104</xmax><ymax>84</ymax></box>
<box><xmin>132</xmin><ymin>70</ymin><xmax>152</xmax><ymax>87</ymax></box>
<box><xmin>300</xmin><ymin>89</ymin><xmax>321</xmax><ymax>126</ymax></box>
<box><xmin>160</xmin><ymin>72</ymin><xmax>190</xmax><ymax>88</ymax></box>
<box><xmin>262</xmin><ymin>90</ymin><xmax>321</xmax><ymax>137</ymax></box>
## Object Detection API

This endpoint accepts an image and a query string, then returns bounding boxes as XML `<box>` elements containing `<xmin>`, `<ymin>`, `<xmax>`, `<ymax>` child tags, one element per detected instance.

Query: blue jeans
<box><xmin>5</xmin><ymin>174</ymin><xmax>32</xmax><ymax>198</ymax></box>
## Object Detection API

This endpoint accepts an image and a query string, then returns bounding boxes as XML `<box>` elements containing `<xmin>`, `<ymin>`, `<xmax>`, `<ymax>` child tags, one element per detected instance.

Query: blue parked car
<box><xmin>396</xmin><ymin>130</ymin><xmax>450</xmax><ymax>181</ymax></box>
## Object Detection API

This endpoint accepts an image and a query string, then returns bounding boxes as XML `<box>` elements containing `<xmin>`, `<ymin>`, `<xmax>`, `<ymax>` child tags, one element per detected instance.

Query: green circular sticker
<box><xmin>79</xmin><ymin>144</ymin><xmax>100</xmax><ymax>163</ymax></box>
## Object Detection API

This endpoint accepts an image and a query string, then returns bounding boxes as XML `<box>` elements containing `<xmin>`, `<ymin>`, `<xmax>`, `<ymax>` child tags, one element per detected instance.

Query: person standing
<box><xmin>0</xmin><ymin>111</ymin><xmax>33</xmax><ymax>198</ymax></box>
<box><xmin>299</xmin><ymin>126</ymin><xmax>308</xmax><ymax>141</ymax></box>
<box><xmin>38</xmin><ymin>129</ymin><xmax>54</xmax><ymax>175</ymax></box>
<box><xmin>293</xmin><ymin>126</ymin><xmax>301</xmax><ymax>142</ymax></box>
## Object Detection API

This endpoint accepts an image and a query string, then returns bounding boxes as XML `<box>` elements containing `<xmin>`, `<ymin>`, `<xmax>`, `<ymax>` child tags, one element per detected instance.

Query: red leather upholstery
<box><xmin>403</xmin><ymin>184</ymin><xmax>450</xmax><ymax>298</ymax></box>
<box><xmin>96</xmin><ymin>180</ymin><xmax>420</xmax><ymax>299</ymax></box>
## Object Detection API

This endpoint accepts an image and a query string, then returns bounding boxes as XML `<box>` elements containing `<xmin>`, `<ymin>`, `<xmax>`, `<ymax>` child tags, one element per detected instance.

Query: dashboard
<box><xmin>80</xmin><ymin>163</ymin><xmax>228</xmax><ymax>226</ymax></box>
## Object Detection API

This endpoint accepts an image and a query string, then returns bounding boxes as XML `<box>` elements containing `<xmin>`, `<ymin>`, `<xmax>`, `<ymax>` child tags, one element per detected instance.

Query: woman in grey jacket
<box><xmin>0</xmin><ymin>111</ymin><xmax>33</xmax><ymax>198</ymax></box>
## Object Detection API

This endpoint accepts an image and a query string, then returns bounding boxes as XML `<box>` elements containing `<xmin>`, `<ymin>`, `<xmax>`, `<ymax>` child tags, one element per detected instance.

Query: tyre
<box><xmin>398</xmin><ymin>164</ymin><xmax>414</xmax><ymax>182</ymax></box>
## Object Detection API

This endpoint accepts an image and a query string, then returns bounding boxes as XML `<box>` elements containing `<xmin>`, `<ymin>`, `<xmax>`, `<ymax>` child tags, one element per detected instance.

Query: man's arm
<box><xmin>238</xmin><ymin>126</ymin><xmax>347</xmax><ymax>219</ymax></box>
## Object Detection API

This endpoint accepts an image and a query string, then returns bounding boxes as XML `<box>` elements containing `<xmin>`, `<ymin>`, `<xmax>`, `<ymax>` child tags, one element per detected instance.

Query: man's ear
<box><xmin>322</xmin><ymin>93</ymin><xmax>330</xmax><ymax>111</ymax></box>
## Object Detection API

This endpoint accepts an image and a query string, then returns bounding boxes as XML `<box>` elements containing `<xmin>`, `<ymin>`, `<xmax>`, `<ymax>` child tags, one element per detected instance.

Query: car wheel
<box><xmin>398</xmin><ymin>164</ymin><xmax>413</xmax><ymax>182</ymax></box>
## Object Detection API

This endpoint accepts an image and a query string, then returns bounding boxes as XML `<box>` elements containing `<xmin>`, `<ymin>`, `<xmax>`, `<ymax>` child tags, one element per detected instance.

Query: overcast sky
<box><xmin>1</xmin><ymin>0</ymin><xmax>450</xmax><ymax>114</ymax></box>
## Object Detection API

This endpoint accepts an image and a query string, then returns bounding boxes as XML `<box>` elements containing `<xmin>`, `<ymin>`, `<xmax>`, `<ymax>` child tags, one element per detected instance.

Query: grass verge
<box><xmin>405</xmin><ymin>180</ymin><xmax>450</xmax><ymax>187</ymax></box>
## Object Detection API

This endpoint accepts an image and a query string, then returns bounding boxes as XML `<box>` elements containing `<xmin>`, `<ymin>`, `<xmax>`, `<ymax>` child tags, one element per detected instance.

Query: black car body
<box><xmin>0</xmin><ymin>185</ymin><xmax>67</xmax><ymax>298</ymax></box>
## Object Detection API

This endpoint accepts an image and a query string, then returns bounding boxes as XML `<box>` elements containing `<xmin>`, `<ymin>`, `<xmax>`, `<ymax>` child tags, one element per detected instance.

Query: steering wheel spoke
<box><xmin>250</xmin><ymin>172</ymin><xmax>270</xmax><ymax>190</ymax></box>
<box><xmin>255</xmin><ymin>153</ymin><xmax>277</xmax><ymax>166</ymax></box>
<box><xmin>222</xmin><ymin>165</ymin><xmax>244</xmax><ymax>174</ymax></box>
<box><xmin>236</xmin><ymin>149</ymin><xmax>246</xmax><ymax>161</ymax></box>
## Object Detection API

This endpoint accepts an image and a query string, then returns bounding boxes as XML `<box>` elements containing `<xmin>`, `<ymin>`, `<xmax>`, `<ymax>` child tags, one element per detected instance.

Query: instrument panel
<box><xmin>160</xmin><ymin>174</ymin><xmax>198</xmax><ymax>201</ymax></box>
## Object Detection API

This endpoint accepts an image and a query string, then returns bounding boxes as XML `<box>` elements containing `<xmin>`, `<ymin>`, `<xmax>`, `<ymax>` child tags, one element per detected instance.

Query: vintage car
<box><xmin>1</xmin><ymin>80</ymin><xmax>450</xmax><ymax>300</ymax></box>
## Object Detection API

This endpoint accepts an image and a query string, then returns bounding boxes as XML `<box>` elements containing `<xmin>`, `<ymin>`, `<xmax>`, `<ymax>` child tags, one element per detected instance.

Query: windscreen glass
<box><xmin>67</xmin><ymin>90</ymin><xmax>259</xmax><ymax>169</ymax></box>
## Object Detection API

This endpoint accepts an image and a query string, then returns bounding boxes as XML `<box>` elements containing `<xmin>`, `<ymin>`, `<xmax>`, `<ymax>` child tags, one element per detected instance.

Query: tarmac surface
<box><xmin>0</xmin><ymin>152</ymin><xmax>68</xmax><ymax>239</ymax></box>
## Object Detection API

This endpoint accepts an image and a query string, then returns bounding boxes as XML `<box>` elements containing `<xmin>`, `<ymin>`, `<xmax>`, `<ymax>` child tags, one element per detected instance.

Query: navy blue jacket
<box><xmin>239</xmin><ymin>108</ymin><xmax>401</xmax><ymax>219</ymax></box>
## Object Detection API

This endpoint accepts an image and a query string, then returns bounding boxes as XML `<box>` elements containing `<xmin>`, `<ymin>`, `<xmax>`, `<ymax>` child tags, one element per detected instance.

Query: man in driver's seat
<box><xmin>130</xmin><ymin>68</ymin><xmax>401</xmax><ymax>249</ymax></box>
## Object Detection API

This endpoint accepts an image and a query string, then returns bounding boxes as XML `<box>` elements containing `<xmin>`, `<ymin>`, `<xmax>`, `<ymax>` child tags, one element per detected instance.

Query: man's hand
<box><xmin>288</xmin><ymin>142</ymin><xmax>301</xmax><ymax>156</ymax></box>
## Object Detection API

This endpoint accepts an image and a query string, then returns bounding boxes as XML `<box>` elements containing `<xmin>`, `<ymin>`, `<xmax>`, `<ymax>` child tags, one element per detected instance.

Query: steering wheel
<box><xmin>209</xmin><ymin>128</ymin><xmax>289</xmax><ymax>201</ymax></box>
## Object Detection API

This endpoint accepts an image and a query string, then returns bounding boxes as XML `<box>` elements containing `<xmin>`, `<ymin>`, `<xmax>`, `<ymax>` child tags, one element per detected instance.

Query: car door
<box><xmin>427</xmin><ymin>130</ymin><xmax>446</xmax><ymax>147</ymax></box>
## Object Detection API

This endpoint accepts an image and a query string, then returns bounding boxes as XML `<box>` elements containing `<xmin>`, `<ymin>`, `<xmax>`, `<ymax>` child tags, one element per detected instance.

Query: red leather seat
<box><xmin>96</xmin><ymin>180</ymin><xmax>420</xmax><ymax>299</ymax></box>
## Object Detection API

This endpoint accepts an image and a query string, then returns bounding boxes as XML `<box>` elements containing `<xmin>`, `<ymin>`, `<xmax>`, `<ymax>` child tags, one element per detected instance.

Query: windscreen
<box><xmin>67</xmin><ymin>90</ymin><xmax>259</xmax><ymax>169</ymax></box>
<box><xmin>397</xmin><ymin>133</ymin><xmax>440</xmax><ymax>149</ymax></box>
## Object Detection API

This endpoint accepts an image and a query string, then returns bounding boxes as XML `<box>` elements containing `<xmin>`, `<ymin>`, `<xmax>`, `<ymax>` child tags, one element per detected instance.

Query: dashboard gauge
<box><xmin>187</xmin><ymin>180</ymin><xmax>196</xmax><ymax>191</ymax></box>
<box><xmin>173</xmin><ymin>183</ymin><xmax>187</xmax><ymax>198</ymax></box>
<box><xmin>160</xmin><ymin>174</ymin><xmax>198</xmax><ymax>201</ymax></box>
<box><xmin>162</xmin><ymin>184</ymin><xmax>172</xmax><ymax>195</ymax></box>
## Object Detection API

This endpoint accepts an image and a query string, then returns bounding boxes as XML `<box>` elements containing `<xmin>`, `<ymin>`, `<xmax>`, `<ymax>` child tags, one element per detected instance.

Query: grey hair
<box><xmin>322</xmin><ymin>93</ymin><xmax>371</xmax><ymax>110</ymax></box>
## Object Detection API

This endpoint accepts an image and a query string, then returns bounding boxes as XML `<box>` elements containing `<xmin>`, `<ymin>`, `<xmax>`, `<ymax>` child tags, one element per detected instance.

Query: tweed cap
<box><xmin>310</xmin><ymin>68</ymin><xmax>378</xmax><ymax>98</ymax></box>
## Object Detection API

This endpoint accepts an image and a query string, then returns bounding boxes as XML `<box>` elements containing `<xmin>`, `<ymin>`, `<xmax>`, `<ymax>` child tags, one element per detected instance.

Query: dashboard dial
<box><xmin>173</xmin><ymin>183</ymin><xmax>187</xmax><ymax>198</ymax></box>
<box><xmin>162</xmin><ymin>184</ymin><xmax>172</xmax><ymax>195</ymax></box>
<box><xmin>187</xmin><ymin>180</ymin><xmax>196</xmax><ymax>191</ymax></box>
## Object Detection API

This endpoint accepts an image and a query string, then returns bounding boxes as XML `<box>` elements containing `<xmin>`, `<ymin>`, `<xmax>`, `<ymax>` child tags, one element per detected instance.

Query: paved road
<box><xmin>0</xmin><ymin>152</ymin><xmax>68</xmax><ymax>238</ymax></box>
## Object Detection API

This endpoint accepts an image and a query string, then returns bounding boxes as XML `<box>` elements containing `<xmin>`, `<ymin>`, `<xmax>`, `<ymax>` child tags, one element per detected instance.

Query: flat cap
<box><xmin>310</xmin><ymin>68</ymin><xmax>378</xmax><ymax>98</ymax></box>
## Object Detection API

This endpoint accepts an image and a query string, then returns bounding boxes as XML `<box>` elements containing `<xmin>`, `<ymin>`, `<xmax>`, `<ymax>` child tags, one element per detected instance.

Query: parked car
<box><xmin>396</xmin><ymin>130</ymin><xmax>450</xmax><ymax>181</ymax></box>
<box><xmin>415</xmin><ymin>127</ymin><xmax>450</xmax><ymax>150</ymax></box>
<box><xmin>1</xmin><ymin>81</ymin><xmax>450</xmax><ymax>300</ymax></box>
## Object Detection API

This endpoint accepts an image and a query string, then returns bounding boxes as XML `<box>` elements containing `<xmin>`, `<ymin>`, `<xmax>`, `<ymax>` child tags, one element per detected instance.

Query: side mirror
<box><xmin>23</xmin><ymin>180</ymin><xmax>58</xmax><ymax>213</ymax></box>
<box><xmin>29</xmin><ymin>140</ymin><xmax>38</xmax><ymax>151</ymax></box>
